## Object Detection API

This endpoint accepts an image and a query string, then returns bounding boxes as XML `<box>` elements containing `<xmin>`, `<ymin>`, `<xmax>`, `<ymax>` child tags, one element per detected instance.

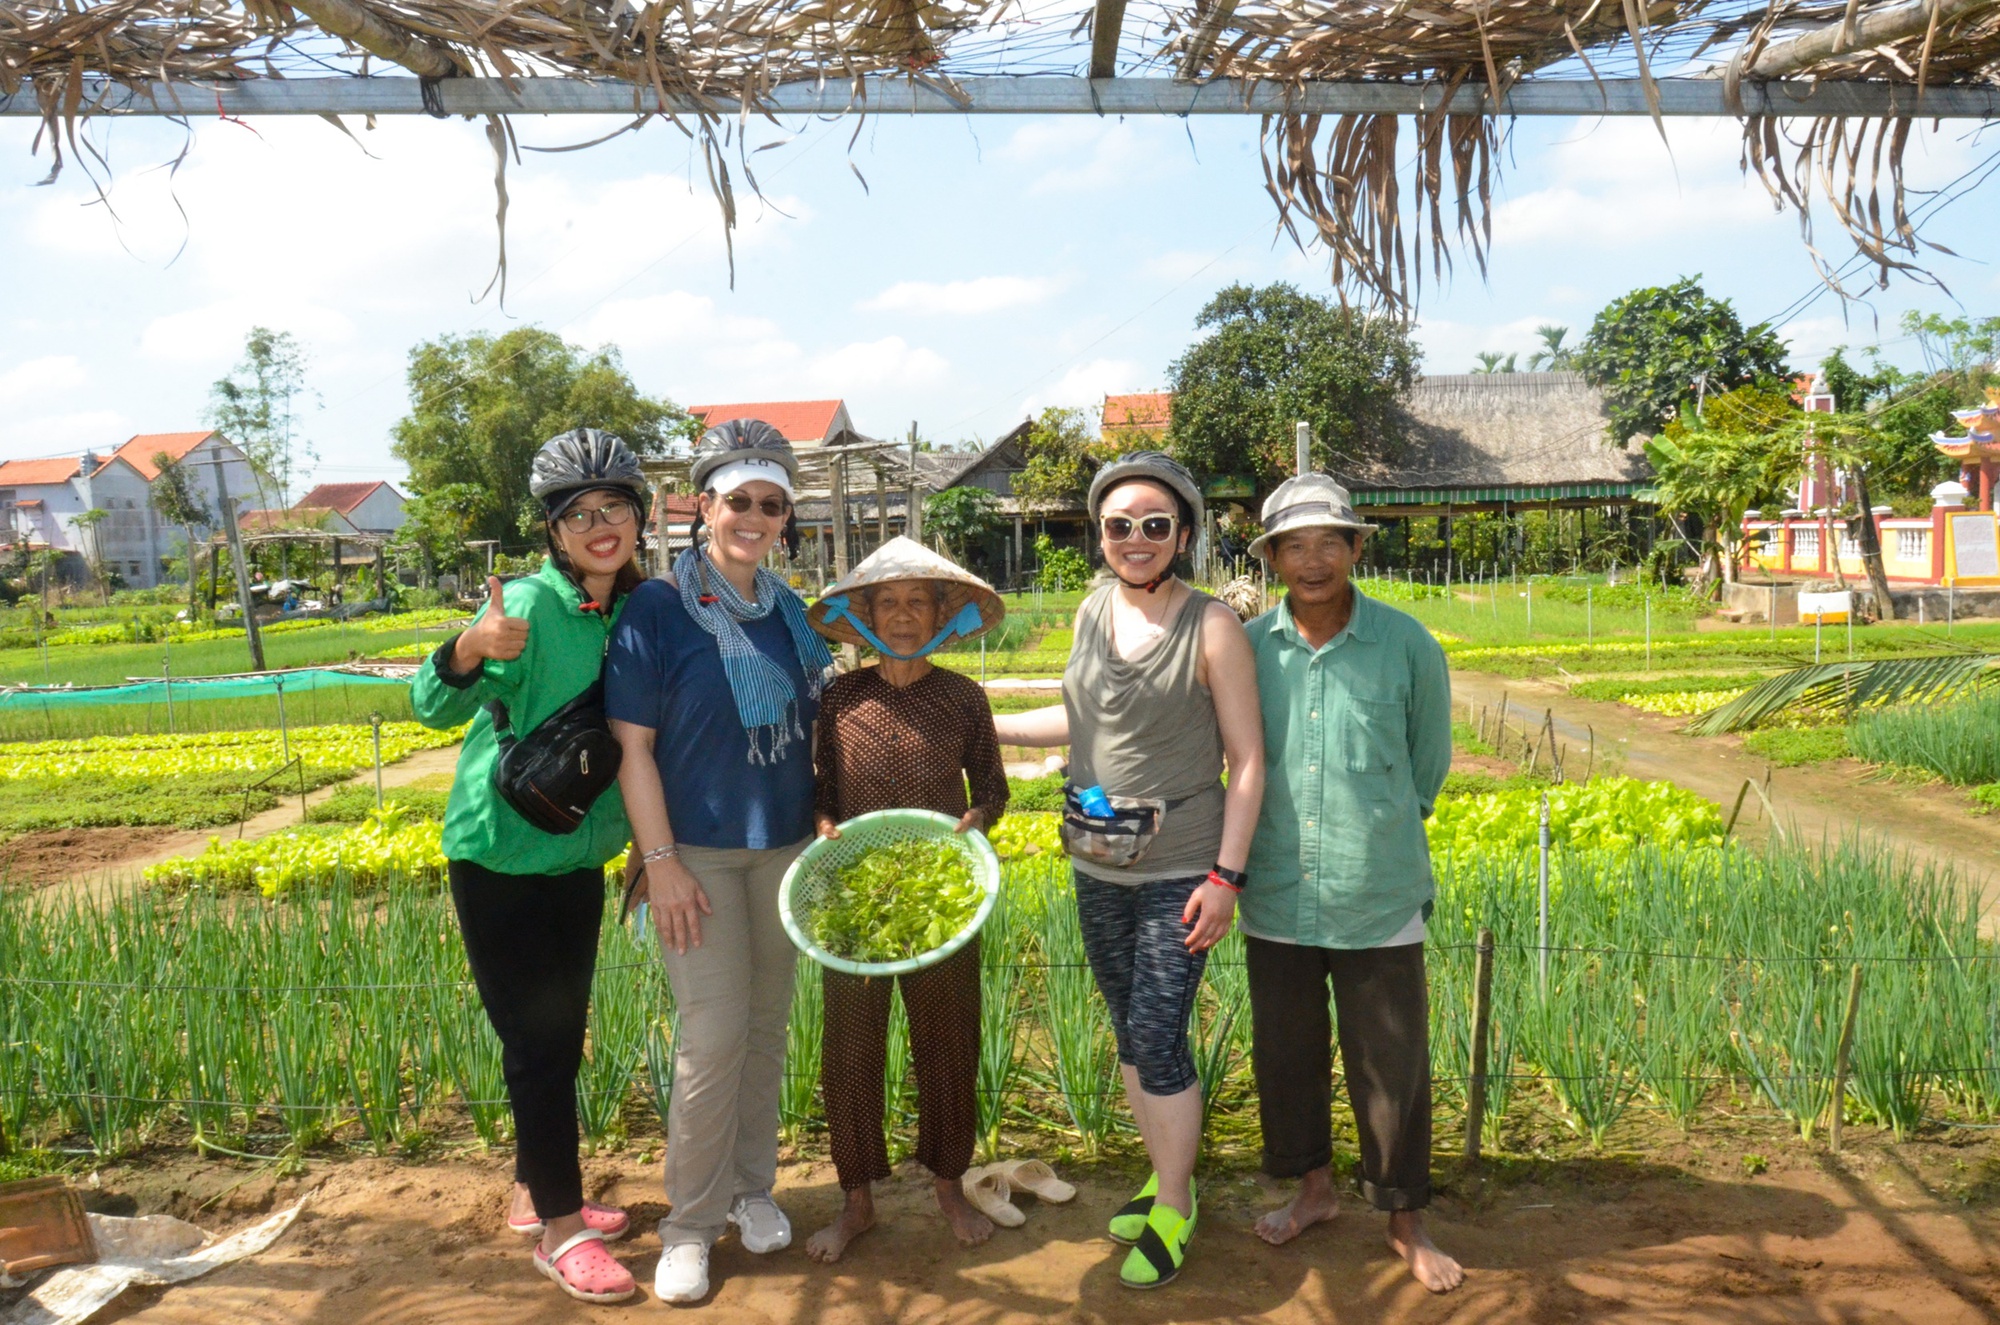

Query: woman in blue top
<box><xmin>606</xmin><ymin>420</ymin><xmax>832</xmax><ymax>1306</ymax></box>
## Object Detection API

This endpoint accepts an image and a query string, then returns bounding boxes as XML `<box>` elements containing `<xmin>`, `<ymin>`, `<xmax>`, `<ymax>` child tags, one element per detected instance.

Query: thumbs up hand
<box><xmin>454</xmin><ymin>575</ymin><xmax>531</xmax><ymax>668</ymax></box>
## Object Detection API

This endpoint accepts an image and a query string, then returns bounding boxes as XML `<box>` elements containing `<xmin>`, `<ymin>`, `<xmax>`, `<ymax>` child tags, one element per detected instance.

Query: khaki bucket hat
<box><xmin>1247</xmin><ymin>473</ymin><xmax>1377</xmax><ymax>561</ymax></box>
<box><xmin>808</xmin><ymin>536</ymin><xmax>1006</xmax><ymax>659</ymax></box>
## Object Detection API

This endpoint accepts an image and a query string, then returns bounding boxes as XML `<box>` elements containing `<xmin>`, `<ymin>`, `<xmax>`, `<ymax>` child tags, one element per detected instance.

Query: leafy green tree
<box><xmin>1642</xmin><ymin>385</ymin><xmax>1798</xmax><ymax>589</ymax></box>
<box><xmin>1902</xmin><ymin>311</ymin><xmax>2000</xmax><ymax>378</ymax></box>
<box><xmin>149</xmin><ymin>452</ymin><xmax>216</xmax><ymax>615</ymax></box>
<box><xmin>206</xmin><ymin>327</ymin><xmax>314</xmax><ymax>511</ymax></box>
<box><xmin>1526</xmin><ymin>325</ymin><xmax>1576</xmax><ymax>371</ymax></box>
<box><xmin>1014</xmin><ymin>407</ymin><xmax>1113</xmax><ymax>516</ymax></box>
<box><xmin>1577</xmin><ymin>277</ymin><xmax>1790</xmax><ymax>444</ymax></box>
<box><xmin>390</xmin><ymin>328</ymin><xmax>692</xmax><ymax>545</ymax></box>
<box><xmin>1031</xmin><ymin>533</ymin><xmax>1091</xmax><ymax>591</ymax></box>
<box><xmin>1168</xmin><ymin>283</ymin><xmax>1420</xmax><ymax>487</ymax></box>
<box><xmin>391</xmin><ymin>483</ymin><xmax>488</xmax><ymax>587</ymax></box>
<box><xmin>923</xmin><ymin>486</ymin><xmax>1002</xmax><ymax>562</ymax></box>
<box><xmin>69</xmin><ymin>508</ymin><xmax>110</xmax><ymax>602</ymax></box>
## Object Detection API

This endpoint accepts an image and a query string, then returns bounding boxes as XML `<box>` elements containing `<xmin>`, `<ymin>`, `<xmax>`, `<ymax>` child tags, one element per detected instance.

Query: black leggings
<box><xmin>448</xmin><ymin>858</ymin><xmax>605</xmax><ymax>1222</ymax></box>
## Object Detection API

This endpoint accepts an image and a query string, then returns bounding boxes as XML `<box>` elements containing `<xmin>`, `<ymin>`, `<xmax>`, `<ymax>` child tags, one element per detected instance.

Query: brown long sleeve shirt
<box><xmin>813</xmin><ymin>665</ymin><xmax>1010</xmax><ymax>828</ymax></box>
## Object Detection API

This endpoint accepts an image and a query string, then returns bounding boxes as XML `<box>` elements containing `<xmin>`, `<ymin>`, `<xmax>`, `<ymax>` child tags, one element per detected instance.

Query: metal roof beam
<box><xmin>4</xmin><ymin>75</ymin><xmax>1995</xmax><ymax>118</ymax></box>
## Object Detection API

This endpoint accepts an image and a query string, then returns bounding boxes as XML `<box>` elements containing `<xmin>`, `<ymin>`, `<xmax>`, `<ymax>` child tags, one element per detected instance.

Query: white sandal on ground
<box><xmin>960</xmin><ymin>1165</ymin><xmax>1026</xmax><ymax>1228</ymax></box>
<box><xmin>995</xmin><ymin>1159</ymin><xmax>1076</xmax><ymax>1204</ymax></box>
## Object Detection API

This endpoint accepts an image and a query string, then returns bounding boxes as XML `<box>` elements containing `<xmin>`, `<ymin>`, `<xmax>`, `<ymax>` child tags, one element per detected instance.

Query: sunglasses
<box><xmin>1100</xmin><ymin>513</ymin><xmax>1179</xmax><ymax>543</ymax></box>
<box><xmin>557</xmin><ymin>500</ymin><xmax>638</xmax><ymax>535</ymax></box>
<box><xmin>718</xmin><ymin>491</ymin><xmax>793</xmax><ymax>519</ymax></box>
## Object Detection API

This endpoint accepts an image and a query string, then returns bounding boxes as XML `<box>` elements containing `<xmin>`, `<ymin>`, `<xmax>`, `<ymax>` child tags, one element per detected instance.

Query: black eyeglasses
<box><xmin>719</xmin><ymin>492</ymin><xmax>793</xmax><ymax>519</ymax></box>
<box><xmin>1100</xmin><ymin>513</ymin><xmax>1178</xmax><ymax>543</ymax></box>
<box><xmin>558</xmin><ymin>500</ymin><xmax>638</xmax><ymax>534</ymax></box>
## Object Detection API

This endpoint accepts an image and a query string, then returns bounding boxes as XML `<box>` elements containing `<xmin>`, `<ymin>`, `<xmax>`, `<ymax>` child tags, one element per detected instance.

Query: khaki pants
<box><xmin>659</xmin><ymin>840</ymin><xmax>804</xmax><ymax>1247</ymax></box>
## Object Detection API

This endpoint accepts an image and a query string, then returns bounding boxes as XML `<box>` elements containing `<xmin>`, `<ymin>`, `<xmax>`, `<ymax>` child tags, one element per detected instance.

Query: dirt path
<box><xmin>45</xmin><ymin>745</ymin><xmax>463</xmax><ymax>899</ymax></box>
<box><xmin>1451</xmin><ymin>670</ymin><xmax>2000</xmax><ymax>911</ymax></box>
<box><xmin>36</xmin><ymin>1147</ymin><xmax>2000</xmax><ymax>1324</ymax></box>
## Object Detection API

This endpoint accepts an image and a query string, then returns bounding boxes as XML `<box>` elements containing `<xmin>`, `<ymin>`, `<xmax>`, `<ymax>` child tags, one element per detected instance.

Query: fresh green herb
<box><xmin>812</xmin><ymin>839</ymin><xmax>983</xmax><ymax>963</ymax></box>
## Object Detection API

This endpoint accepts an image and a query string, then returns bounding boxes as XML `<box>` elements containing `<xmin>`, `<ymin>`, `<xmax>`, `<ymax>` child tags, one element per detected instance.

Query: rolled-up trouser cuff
<box><xmin>1358</xmin><ymin>1175</ymin><xmax>1430</xmax><ymax>1212</ymax></box>
<box><xmin>1261</xmin><ymin>1144</ymin><xmax>1335</xmax><ymax>1181</ymax></box>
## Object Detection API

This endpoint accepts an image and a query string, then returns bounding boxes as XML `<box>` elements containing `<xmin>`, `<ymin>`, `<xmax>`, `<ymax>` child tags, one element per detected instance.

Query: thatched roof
<box><xmin>1341</xmin><ymin>372</ymin><xmax>1648</xmax><ymax>503</ymax></box>
<box><xmin>6</xmin><ymin>0</ymin><xmax>1994</xmax><ymax>306</ymax></box>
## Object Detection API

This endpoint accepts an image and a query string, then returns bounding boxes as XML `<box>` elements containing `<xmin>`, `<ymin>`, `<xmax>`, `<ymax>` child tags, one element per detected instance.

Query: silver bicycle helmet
<box><xmin>1087</xmin><ymin>449</ymin><xmax>1206</xmax><ymax>530</ymax></box>
<box><xmin>530</xmin><ymin>428</ymin><xmax>649</xmax><ymax>517</ymax></box>
<box><xmin>690</xmin><ymin>418</ymin><xmax>799</xmax><ymax>492</ymax></box>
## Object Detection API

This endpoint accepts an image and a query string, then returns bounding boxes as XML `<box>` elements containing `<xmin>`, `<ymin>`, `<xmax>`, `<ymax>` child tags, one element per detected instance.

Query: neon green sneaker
<box><xmin>1107</xmin><ymin>1173</ymin><xmax>1158</xmax><ymax>1245</ymax></box>
<box><xmin>1119</xmin><ymin>1192</ymin><xmax>1197</xmax><ymax>1289</ymax></box>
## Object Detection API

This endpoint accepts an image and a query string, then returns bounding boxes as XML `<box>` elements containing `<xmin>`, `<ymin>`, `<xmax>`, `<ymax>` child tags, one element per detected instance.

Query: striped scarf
<box><xmin>676</xmin><ymin>546</ymin><xmax>832</xmax><ymax>764</ymax></box>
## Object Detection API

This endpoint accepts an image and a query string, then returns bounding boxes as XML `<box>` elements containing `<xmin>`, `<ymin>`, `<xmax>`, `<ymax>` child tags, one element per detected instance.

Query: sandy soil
<box><xmin>10</xmin><ymin>1143</ymin><xmax>1987</xmax><ymax>1324</ymax></box>
<box><xmin>0</xmin><ymin>827</ymin><xmax>184</xmax><ymax>887</ymax></box>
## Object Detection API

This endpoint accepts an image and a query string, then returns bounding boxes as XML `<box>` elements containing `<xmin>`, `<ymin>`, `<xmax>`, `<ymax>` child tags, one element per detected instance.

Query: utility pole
<box><xmin>907</xmin><ymin>421</ymin><xmax>923</xmax><ymax>543</ymax></box>
<box><xmin>203</xmin><ymin>442</ymin><xmax>266</xmax><ymax>671</ymax></box>
<box><xmin>1295</xmin><ymin>421</ymin><xmax>1311</xmax><ymax>478</ymax></box>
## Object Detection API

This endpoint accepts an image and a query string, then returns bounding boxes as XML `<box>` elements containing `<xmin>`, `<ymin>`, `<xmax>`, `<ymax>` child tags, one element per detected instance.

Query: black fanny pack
<box><xmin>487</xmin><ymin>681</ymin><xmax>622</xmax><ymax>835</ymax></box>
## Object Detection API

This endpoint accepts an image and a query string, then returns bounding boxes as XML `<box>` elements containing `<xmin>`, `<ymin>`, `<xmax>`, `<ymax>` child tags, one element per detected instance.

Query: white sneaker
<box><xmin>725</xmin><ymin>1193</ymin><xmax>792</xmax><ymax>1253</ymax></box>
<box><xmin>654</xmin><ymin>1242</ymin><xmax>709</xmax><ymax>1304</ymax></box>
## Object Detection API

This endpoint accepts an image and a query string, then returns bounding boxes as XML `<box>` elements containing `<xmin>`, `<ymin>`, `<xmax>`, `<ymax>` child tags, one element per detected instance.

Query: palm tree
<box><xmin>1473</xmin><ymin>351</ymin><xmax>1518</xmax><ymax>374</ymax></box>
<box><xmin>1526</xmin><ymin>325</ymin><xmax>1576</xmax><ymax>371</ymax></box>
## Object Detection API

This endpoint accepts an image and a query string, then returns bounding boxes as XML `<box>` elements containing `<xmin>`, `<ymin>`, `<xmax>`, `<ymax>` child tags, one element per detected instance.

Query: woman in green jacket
<box><xmin>411</xmin><ymin>429</ymin><xmax>647</xmax><ymax>1306</ymax></box>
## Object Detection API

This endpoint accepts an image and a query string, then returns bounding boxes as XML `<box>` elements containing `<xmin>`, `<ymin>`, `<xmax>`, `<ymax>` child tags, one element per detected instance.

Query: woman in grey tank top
<box><xmin>995</xmin><ymin>451</ymin><xmax>1264</xmax><ymax>1289</ymax></box>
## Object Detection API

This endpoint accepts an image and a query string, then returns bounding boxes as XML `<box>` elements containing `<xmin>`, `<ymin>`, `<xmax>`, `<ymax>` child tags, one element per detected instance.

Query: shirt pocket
<box><xmin>1340</xmin><ymin>693</ymin><xmax>1408</xmax><ymax>797</ymax></box>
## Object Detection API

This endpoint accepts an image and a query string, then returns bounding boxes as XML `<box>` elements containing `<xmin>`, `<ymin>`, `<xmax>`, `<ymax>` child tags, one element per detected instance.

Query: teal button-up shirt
<box><xmin>1241</xmin><ymin>588</ymin><xmax>1452</xmax><ymax>949</ymax></box>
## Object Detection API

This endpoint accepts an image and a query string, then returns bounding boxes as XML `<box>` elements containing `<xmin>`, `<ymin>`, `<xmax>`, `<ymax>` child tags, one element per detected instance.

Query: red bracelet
<box><xmin>1206</xmin><ymin>869</ymin><xmax>1242</xmax><ymax>894</ymax></box>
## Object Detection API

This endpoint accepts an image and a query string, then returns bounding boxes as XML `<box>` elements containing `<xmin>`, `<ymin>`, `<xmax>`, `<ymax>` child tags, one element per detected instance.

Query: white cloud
<box><xmin>1776</xmin><ymin>314</ymin><xmax>1867</xmax><ymax>369</ymax></box>
<box><xmin>568</xmin><ymin>292</ymin><xmax>782</xmax><ymax>352</ymax></box>
<box><xmin>807</xmin><ymin>336</ymin><xmax>948</xmax><ymax>391</ymax></box>
<box><xmin>859</xmin><ymin>275</ymin><xmax>1061</xmax><ymax>315</ymax></box>
<box><xmin>139</xmin><ymin>302</ymin><xmax>356</xmax><ymax>365</ymax></box>
<box><xmin>0</xmin><ymin>410</ymin><xmax>129</xmax><ymax>457</ymax></box>
<box><xmin>0</xmin><ymin>355</ymin><xmax>87</xmax><ymax>405</ymax></box>
<box><xmin>1415</xmin><ymin>316</ymin><xmax>1574</xmax><ymax>376</ymax></box>
<box><xmin>1021</xmin><ymin>358</ymin><xmax>1145</xmax><ymax>417</ymax></box>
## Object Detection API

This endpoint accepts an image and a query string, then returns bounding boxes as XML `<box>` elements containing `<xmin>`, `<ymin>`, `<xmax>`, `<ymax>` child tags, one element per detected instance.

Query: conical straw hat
<box><xmin>808</xmin><ymin>536</ymin><xmax>1006</xmax><ymax>654</ymax></box>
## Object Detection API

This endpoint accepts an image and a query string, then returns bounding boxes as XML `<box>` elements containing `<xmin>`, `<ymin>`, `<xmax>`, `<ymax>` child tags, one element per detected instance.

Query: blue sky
<box><xmin>1</xmin><ymin>104</ymin><xmax>1995</xmax><ymax>491</ymax></box>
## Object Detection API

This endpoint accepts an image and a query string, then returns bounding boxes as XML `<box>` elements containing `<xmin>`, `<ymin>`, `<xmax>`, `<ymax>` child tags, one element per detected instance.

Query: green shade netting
<box><xmin>0</xmin><ymin>669</ymin><xmax>408</xmax><ymax>710</ymax></box>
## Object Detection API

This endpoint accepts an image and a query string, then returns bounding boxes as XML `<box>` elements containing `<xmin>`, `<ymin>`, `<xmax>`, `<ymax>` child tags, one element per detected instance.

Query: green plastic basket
<box><xmin>779</xmin><ymin>809</ymin><xmax>1002</xmax><ymax>978</ymax></box>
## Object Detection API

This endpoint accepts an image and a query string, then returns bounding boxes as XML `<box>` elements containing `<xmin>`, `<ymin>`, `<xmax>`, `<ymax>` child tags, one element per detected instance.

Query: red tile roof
<box><xmin>298</xmin><ymin>481</ymin><xmax>398</xmax><ymax>515</ymax></box>
<box><xmin>113</xmin><ymin>431</ymin><xmax>221</xmax><ymax>481</ymax></box>
<box><xmin>0</xmin><ymin>457</ymin><xmax>84</xmax><ymax>486</ymax></box>
<box><xmin>1102</xmin><ymin>392</ymin><xmax>1173</xmax><ymax>432</ymax></box>
<box><xmin>689</xmin><ymin>400</ymin><xmax>844</xmax><ymax>443</ymax></box>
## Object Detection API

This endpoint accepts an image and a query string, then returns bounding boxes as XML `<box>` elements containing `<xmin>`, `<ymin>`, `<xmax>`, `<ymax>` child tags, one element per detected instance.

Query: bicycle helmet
<box><xmin>690</xmin><ymin>418</ymin><xmax>800</xmax><ymax>493</ymax></box>
<box><xmin>1087</xmin><ymin>450</ymin><xmax>1206</xmax><ymax>531</ymax></box>
<box><xmin>530</xmin><ymin>428</ymin><xmax>649</xmax><ymax>517</ymax></box>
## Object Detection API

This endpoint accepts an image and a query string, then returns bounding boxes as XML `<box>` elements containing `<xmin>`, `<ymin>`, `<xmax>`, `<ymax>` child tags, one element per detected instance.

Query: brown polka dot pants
<box><xmin>820</xmin><ymin>937</ymin><xmax>981</xmax><ymax>1190</ymax></box>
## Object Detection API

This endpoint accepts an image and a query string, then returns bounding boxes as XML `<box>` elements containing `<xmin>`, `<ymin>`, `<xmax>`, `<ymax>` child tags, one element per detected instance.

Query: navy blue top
<box><xmin>604</xmin><ymin>577</ymin><xmax>820</xmax><ymax>850</ymax></box>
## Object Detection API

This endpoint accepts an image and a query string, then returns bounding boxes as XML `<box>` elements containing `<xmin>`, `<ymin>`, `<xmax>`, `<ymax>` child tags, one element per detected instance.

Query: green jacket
<box><xmin>1241</xmin><ymin>589</ymin><xmax>1452</xmax><ymax>948</ymax></box>
<box><xmin>411</xmin><ymin>558</ymin><xmax>632</xmax><ymax>876</ymax></box>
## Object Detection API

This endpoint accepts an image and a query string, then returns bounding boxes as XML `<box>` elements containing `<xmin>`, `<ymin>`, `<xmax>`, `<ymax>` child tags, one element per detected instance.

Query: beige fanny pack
<box><xmin>1059</xmin><ymin>784</ymin><xmax>1190</xmax><ymax>870</ymax></box>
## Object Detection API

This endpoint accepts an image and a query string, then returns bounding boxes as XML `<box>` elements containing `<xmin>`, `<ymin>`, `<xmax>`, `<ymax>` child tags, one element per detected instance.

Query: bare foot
<box><xmin>806</xmin><ymin>1187</ymin><xmax>876</xmax><ymax>1264</ymax></box>
<box><xmin>1387</xmin><ymin>1210</ymin><xmax>1464</xmax><ymax>1293</ymax></box>
<box><xmin>1254</xmin><ymin>1168</ymin><xmax>1339</xmax><ymax>1246</ymax></box>
<box><xmin>934</xmin><ymin>1177</ymin><xmax>995</xmax><ymax>1248</ymax></box>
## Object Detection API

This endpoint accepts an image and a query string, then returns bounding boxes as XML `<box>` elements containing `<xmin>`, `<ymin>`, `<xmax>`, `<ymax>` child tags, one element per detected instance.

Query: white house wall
<box><xmin>347</xmin><ymin>487</ymin><xmax>406</xmax><ymax>533</ymax></box>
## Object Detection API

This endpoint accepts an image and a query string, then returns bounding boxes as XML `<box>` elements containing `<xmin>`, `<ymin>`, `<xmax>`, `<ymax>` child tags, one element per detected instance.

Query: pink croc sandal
<box><xmin>510</xmin><ymin>1200</ymin><xmax>631</xmax><ymax>1241</ymax></box>
<box><xmin>534</xmin><ymin>1229</ymin><xmax>636</xmax><ymax>1305</ymax></box>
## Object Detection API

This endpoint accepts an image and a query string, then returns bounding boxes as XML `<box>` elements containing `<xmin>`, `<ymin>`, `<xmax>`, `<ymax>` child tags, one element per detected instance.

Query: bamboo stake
<box><xmin>1829</xmin><ymin>963</ymin><xmax>1864</xmax><ymax>1152</ymax></box>
<box><xmin>1464</xmin><ymin>928</ymin><xmax>1496</xmax><ymax>1162</ymax></box>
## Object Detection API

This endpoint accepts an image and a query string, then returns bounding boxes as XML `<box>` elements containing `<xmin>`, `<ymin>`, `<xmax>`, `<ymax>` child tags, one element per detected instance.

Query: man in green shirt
<box><xmin>1240</xmin><ymin>473</ymin><xmax>1463</xmax><ymax>1294</ymax></box>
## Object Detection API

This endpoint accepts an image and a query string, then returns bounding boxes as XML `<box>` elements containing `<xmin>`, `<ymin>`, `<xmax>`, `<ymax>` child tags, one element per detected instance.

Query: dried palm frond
<box><xmin>1685</xmin><ymin>654</ymin><xmax>1999</xmax><ymax>735</ymax></box>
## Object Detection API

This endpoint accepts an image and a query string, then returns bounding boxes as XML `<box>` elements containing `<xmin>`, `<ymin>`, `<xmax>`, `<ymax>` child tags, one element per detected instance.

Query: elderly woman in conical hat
<box><xmin>799</xmin><ymin>536</ymin><xmax>1012</xmax><ymax>1264</ymax></box>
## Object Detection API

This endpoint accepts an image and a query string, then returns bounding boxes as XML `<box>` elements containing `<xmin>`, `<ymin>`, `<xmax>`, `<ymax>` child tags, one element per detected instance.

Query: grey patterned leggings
<box><xmin>1073</xmin><ymin>869</ymin><xmax>1209</xmax><ymax>1096</ymax></box>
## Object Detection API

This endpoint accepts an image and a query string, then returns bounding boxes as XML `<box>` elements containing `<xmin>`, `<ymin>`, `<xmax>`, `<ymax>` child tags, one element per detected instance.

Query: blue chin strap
<box><xmin>820</xmin><ymin>595</ymin><xmax>987</xmax><ymax>661</ymax></box>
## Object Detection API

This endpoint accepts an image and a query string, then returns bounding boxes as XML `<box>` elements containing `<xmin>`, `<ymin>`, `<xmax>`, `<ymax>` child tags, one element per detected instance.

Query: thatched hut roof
<box><xmin>1343</xmin><ymin>372</ymin><xmax>1649</xmax><ymax>511</ymax></box>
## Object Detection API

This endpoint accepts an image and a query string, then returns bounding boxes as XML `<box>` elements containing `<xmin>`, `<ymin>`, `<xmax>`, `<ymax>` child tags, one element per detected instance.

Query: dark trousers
<box><xmin>448</xmin><ymin>858</ymin><xmax>604</xmax><ymax>1222</ymax></box>
<box><xmin>1074</xmin><ymin>870</ymin><xmax>1209</xmax><ymax>1096</ymax></box>
<box><xmin>821</xmin><ymin>938</ymin><xmax>981</xmax><ymax>1189</ymax></box>
<box><xmin>1245</xmin><ymin>935</ymin><xmax>1432</xmax><ymax>1211</ymax></box>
